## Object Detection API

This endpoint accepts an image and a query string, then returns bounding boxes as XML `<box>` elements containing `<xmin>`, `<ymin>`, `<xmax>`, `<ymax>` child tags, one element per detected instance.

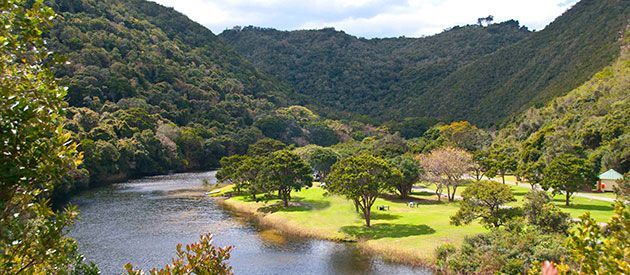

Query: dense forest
<box><xmin>493</xmin><ymin>29</ymin><xmax>629</xmax><ymax>179</ymax></box>
<box><xmin>220</xmin><ymin>21</ymin><xmax>530</xmax><ymax>124</ymax></box>
<box><xmin>221</xmin><ymin>0</ymin><xmax>629</xmax><ymax>127</ymax></box>
<box><xmin>46</xmin><ymin>0</ymin><xmax>382</xmax><ymax>197</ymax></box>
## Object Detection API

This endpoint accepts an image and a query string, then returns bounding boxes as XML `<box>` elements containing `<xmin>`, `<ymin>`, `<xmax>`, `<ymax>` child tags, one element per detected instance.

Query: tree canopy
<box><xmin>327</xmin><ymin>154</ymin><xmax>402</xmax><ymax>227</ymax></box>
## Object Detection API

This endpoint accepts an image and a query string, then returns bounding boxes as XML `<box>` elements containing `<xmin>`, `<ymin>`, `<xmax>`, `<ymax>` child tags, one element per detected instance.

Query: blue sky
<box><xmin>151</xmin><ymin>0</ymin><xmax>578</xmax><ymax>38</ymax></box>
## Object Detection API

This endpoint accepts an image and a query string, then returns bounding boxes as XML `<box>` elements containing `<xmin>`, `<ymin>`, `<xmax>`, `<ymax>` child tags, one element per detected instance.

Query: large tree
<box><xmin>327</xmin><ymin>154</ymin><xmax>402</xmax><ymax>227</ymax></box>
<box><xmin>307</xmin><ymin>147</ymin><xmax>339</xmax><ymax>181</ymax></box>
<box><xmin>390</xmin><ymin>155</ymin><xmax>422</xmax><ymax>199</ymax></box>
<box><xmin>450</xmin><ymin>180</ymin><xmax>517</xmax><ymax>228</ymax></box>
<box><xmin>258</xmin><ymin>150</ymin><xmax>313</xmax><ymax>207</ymax></box>
<box><xmin>488</xmin><ymin>141</ymin><xmax>518</xmax><ymax>184</ymax></box>
<box><xmin>542</xmin><ymin>154</ymin><xmax>595</xmax><ymax>206</ymax></box>
<box><xmin>418</xmin><ymin>147</ymin><xmax>473</xmax><ymax>202</ymax></box>
<box><xmin>0</xmin><ymin>1</ymin><xmax>93</xmax><ymax>272</ymax></box>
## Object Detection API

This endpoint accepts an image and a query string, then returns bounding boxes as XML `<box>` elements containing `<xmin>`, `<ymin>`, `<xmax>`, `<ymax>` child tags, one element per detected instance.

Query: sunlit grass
<box><xmin>219</xmin><ymin>185</ymin><xmax>485</xmax><ymax>263</ymax></box>
<box><xmin>419</xmin><ymin>181</ymin><xmax>615</xmax><ymax>222</ymax></box>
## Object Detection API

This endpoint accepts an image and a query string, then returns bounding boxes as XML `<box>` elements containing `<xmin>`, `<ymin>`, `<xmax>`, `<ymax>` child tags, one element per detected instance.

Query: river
<box><xmin>69</xmin><ymin>171</ymin><xmax>430</xmax><ymax>274</ymax></box>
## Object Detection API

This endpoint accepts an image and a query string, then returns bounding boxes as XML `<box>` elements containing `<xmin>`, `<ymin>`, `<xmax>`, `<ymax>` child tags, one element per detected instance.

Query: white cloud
<box><xmin>150</xmin><ymin>0</ymin><xmax>578</xmax><ymax>38</ymax></box>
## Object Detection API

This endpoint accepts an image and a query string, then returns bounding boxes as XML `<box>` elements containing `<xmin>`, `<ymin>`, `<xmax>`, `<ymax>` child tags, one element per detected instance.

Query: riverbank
<box><xmin>212</xmin><ymin>184</ymin><xmax>486</xmax><ymax>267</ymax></box>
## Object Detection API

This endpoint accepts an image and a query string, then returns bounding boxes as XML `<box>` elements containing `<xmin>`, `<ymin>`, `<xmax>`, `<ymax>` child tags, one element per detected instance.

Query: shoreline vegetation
<box><xmin>211</xmin><ymin>180</ymin><xmax>618</xmax><ymax>268</ymax></box>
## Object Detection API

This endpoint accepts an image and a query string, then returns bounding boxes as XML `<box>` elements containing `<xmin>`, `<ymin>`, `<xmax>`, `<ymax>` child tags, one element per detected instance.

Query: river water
<box><xmin>69</xmin><ymin>171</ymin><xmax>430</xmax><ymax>274</ymax></box>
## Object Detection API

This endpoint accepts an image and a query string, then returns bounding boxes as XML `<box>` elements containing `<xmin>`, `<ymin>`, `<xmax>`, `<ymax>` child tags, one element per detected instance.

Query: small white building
<box><xmin>595</xmin><ymin>169</ymin><xmax>624</xmax><ymax>192</ymax></box>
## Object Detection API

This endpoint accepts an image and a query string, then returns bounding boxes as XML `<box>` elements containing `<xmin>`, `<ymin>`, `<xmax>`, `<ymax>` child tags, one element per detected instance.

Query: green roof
<box><xmin>598</xmin><ymin>169</ymin><xmax>624</xmax><ymax>180</ymax></box>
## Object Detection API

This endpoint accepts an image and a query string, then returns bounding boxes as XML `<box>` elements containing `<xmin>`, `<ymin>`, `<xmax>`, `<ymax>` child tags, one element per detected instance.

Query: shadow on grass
<box><xmin>257</xmin><ymin>199</ymin><xmax>331</xmax><ymax>213</ymax></box>
<box><xmin>371</xmin><ymin>212</ymin><xmax>401</xmax><ymax>220</ymax></box>
<box><xmin>340</xmin><ymin>223</ymin><xmax>435</xmax><ymax>239</ymax></box>
<box><xmin>381</xmin><ymin>193</ymin><xmax>444</xmax><ymax>205</ymax></box>
<box><xmin>556</xmin><ymin>202</ymin><xmax>614</xmax><ymax>212</ymax></box>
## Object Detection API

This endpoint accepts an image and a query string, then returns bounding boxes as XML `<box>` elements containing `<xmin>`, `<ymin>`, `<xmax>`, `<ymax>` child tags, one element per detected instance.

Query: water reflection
<box><xmin>69</xmin><ymin>171</ymin><xmax>430</xmax><ymax>274</ymax></box>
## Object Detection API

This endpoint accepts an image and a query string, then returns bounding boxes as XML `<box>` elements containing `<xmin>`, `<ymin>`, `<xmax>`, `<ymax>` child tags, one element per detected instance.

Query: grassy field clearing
<box><xmin>215</xmin><ymin>180</ymin><xmax>616</xmax><ymax>264</ymax></box>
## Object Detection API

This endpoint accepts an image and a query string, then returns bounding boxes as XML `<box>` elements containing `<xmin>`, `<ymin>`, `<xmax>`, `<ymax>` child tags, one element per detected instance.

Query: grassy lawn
<box><xmin>215</xmin><ymin>179</ymin><xmax>616</xmax><ymax>264</ymax></box>
<box><xmin>420</xmin><ymin>182</ymin><xmax>615</xmax><ymax>222</ymax></box>
<box><xmin>218</xmin><ymin>184</ymin><xmax>485</xmax><ymax>263</ymax></box>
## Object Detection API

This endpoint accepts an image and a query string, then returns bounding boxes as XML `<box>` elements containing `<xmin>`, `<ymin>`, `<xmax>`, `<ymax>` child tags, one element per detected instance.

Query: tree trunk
<box><xmin>501</xmin><ymin>173</ymin><xmax>506</xmax><ymax>184</ymax></box>
<box><xmin>451</xmin><ymin>185</ymin><xmax>458</xmax><ymax>201</ymax></box>
<box><xmin>281</xmin><ymin>188</ymin><xmax>290</xmax><ymax>207</ymax></box>
<box><xmin>565</xmin><ymin>192</ymin><xmax>570</xmax><ymax>206</ymax></box>
<box><xmin>399</xmin><ymin>186</ymin><xmax>409</xmax><ymax>199</ymax></box>
<box><xmin>363</xmin><ymin>206</ymin><xmax>371</xmax><ymax>227</ymax></box>
<box><xmin>353</xmin><ymin>199</ymin><xmax>359</xmax><ymax>212</ymax></box>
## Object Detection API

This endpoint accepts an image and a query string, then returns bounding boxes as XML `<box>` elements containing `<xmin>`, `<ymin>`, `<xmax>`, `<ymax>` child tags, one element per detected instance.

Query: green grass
<box><xmin>420</xmin><ymin>182</ymin><xmax>615</xmax><ymax>222</ymax></box>
<box><xmin>222</xmin><ymin>185</ymin><xmax>485</xmax><ymax>262</ymax></box>
<box><xmin>219</xmin><ymin>180</ymin><xmax>616</xmax><ymax>264</ymax></box>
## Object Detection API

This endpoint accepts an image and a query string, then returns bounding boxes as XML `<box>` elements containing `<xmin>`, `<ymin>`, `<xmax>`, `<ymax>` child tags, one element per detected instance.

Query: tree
<box><xmin>258</xmin><ymin>150</ymin><xmax>313</xmax><ymax>207</ymax></box>
<box><xmin>439</xmin><ymin>121</ymin><xmax>490</xmax><ymax>152</ymax></box>
<box><xmin>217</xmin><ymin>155</ymin><xmax>247</xmax><ymax>194</ymax></box>
<box><xmin>542</xmin><ymin>154</ymin><xmax>595</xmax><ymax>206</ymax></box>
<box><xmin>451</xmin><ymin>180</ymin><xmax>517</xmax><ymax>228</ymax></box>
<box><xmin>523</xmin><ymin>190</ymin><xmax>570</xmax><ymax>233</ymax></box>
<box><xmin>488</xmin><ymin>141</ymin><xmax>518</xmax><ymax>184</ymax></box>
<box><xmin>471</xmin><ymin>150</ymin><xmax>494</xmax><ymax>181</ymax></box>
<box><xmin>327</xmin><ymin>154</ymin><xmax>402</xmax><ymax>227</ymax></box>
<box><xmin>307</xmin><ymin>147</ymin><xmax>339</xmax><ymax>181</ymax></box>
<box><xmin>477</xmin><ymin>15</ymin><xmax>494</xmax><ymax>26</ymax></box>
<box><xmin>0</xmin><ymin>1</ymin><xmax>95</xmax><ymax>272</ymax></box>
<box><xmin>418</xmin><ymin>147</ymin><xmax>473</xmax><ymax>202</ymax></box>
<box><xmin>246</xmin><ymin>138</ymin><xmax>286</xmax><ymax>156</ymax></box>
<box><xmin>390</xmin><ymin>155</ymin><xmax>421</xmax><ymax>199</ymax></box>
<box><xmin>125</xmin><ymin>234</ymin><xmax>233</xmax><ymax>274</ymax></box>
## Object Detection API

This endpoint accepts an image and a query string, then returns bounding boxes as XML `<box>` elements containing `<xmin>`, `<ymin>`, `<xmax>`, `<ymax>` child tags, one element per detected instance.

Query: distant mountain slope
<box><xmin>220</xmin><ymin>21</ymin><xmax>530</xmax><ymax>123</ymax></box>
<box><xmin>221</xmin><ymin>0</ymin><xmax>629</xmax><ymax>127</ymax></box>
<box><xmin>496</xmin><ymin>29</ymin><xmax>629</xmax><ymax>174</ymax></box>
<box><xmin>419</xmin><ymin>0</ymin><xmax>629</xmax><ymax>126</ymax></box>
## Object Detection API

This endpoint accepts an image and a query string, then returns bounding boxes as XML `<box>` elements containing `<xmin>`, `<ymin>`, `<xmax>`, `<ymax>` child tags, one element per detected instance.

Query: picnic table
<box><xmin>378</xmin><ymin>205</ymin><xmax>390</xmax><ymax>211</ymax></box>
<box><xmin>408</xmin><ymin>202</ymin><xmax>420</xmax><ymax>208</ymax></box>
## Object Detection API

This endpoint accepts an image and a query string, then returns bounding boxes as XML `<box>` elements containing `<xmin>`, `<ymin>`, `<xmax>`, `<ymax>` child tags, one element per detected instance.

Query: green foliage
<box><xmin>438</xmin><ymin>121</ymin><xmax>490</xmax><ymax>152</ymax></box>
<box><xmin>222</xmin><ymin>1</ymin><xmax>627</xmax><ymax>127</ymax></box>
<box><xmin>258</xmin><ymin>150</ymin><xmax>313</xmax><ymax>207</ymax></box>
<box><xmin>542</xmin><ymin>153</ymin><xmax>596</xmax><ymax>206</ymax></box>
<box><xmin>560</xmin><ymin>202</ymin><xmax>629</xmax><ymax>274</ymax></box>
<box><xmin>389</xmin><ymin>155</ymin><xmax>421</xmax><ymax>199</ymax></box>
<box><xmin>523</xmin><ymin>190</ymin><xmax>571</xmax><ymax>233</ymax></box>
<box><xmin>220</xmin><ymin>22</ymin><xmax>531</xmax><ymax>125</ymax></box>
<box><xmin>436</xmin><ymin>227</ymin><xmax>567</xmax><ymax>274</ymax></box>
<box><xmin>125</xmin><ymin>234</ymin><xmax>232</xmax><ymax>275</ymax></box>
<box><xmin>246</xmin><ymin>138</ymin><xmax>286</xmax><ymax>156</ymax></box>
<box><xmin>326</xmin><ymin>154</ymin><xmax>402</xmax><ymax>226</ymax></box>
<box><xmin>451</xmin><ymin>180</ymin><xmax>518</xmax><ymax>228</ymax></box>
<box><xmin>496</xmin><ymin>37</ymin><xmax>630</xmax><ymax>184</ymax></box>
<box><xmin>306</xmin><ymin>147</ymin><xmax>340</xmax><ymax>180</ymax></box>
<box><xmin>0</xmin><ymin>0</ymin><xmax>95</xmax><ymax>272</ymax></box>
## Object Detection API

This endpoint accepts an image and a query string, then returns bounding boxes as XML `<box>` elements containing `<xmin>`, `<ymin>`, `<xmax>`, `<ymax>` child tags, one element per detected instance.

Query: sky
<box><xmin>151</xmin><ymin>0</ymin><xmax>578</xmax><ymax>38</ymax></box>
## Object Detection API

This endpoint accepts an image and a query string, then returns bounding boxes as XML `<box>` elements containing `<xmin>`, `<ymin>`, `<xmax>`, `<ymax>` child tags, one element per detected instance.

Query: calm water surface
<box><xmin>69</xmin><ymin>171</ymin><xmax>431</xmax><ymax>274</ymax></box>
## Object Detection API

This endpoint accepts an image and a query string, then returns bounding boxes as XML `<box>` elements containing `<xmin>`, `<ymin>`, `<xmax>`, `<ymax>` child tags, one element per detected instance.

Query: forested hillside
<box><xmin>221</xmin><ymin>0</ymin><xmax>629</xmax><ymax>127</ymax></box>
<box><xmin>46</xmin><ymin>0</ymin><xmax>369</xmax><ymax>195</ymax></box>
<box><xmin>220</xmin><ymin>21</ymin><xmax>530</xmax><ymax>124</ymax></box>
<box><xmin>420</xmin><ymin>0</ymin><xmax>629</xmax><ymax>126</ymax></box>
<box><xmin>495</xmin><ymin>29</ymin><xmax>629</xmax><ymax>177</ymax></box>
